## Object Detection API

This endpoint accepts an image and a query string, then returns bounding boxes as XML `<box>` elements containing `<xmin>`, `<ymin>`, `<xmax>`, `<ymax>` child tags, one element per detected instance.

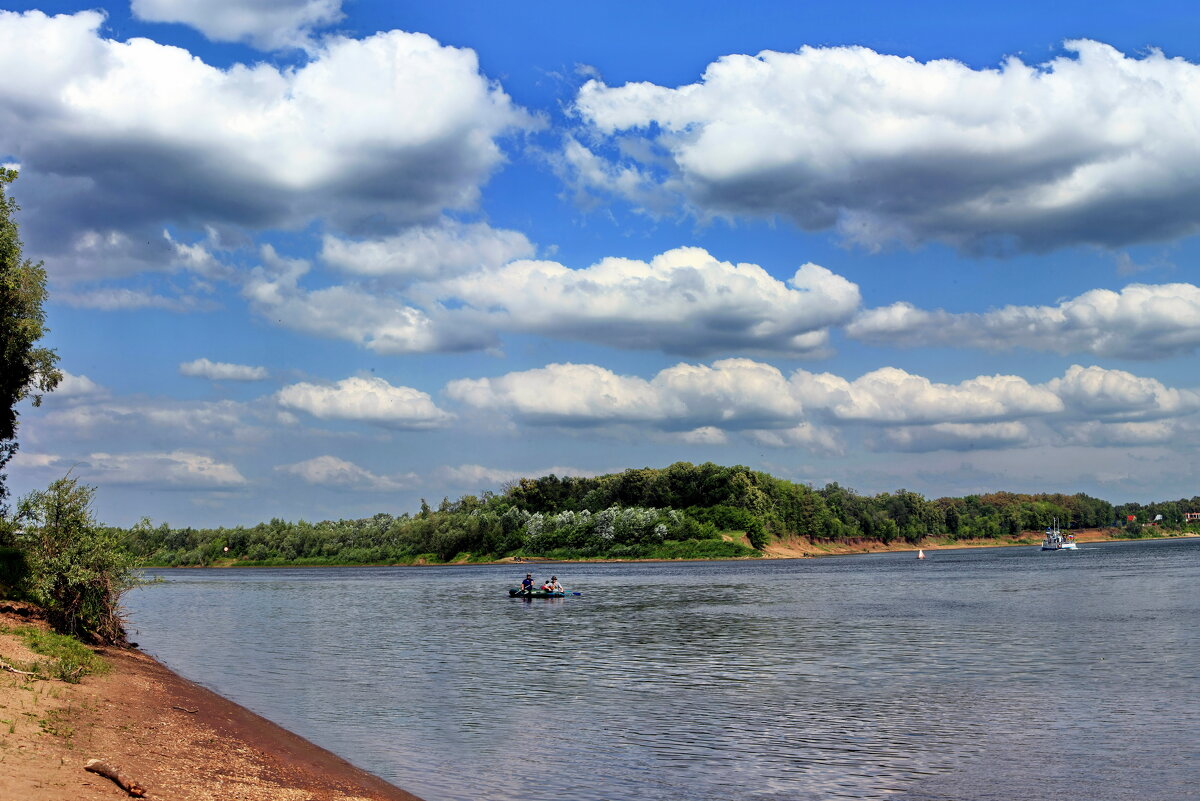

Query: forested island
<box><xmin>115</xmin><ymin>462</ymin><xmax>1200</xmax><ymax>567</ymax></box>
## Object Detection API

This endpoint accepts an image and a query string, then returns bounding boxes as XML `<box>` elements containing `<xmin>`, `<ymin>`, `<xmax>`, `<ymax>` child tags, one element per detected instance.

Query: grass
<box><xmin>38</xmin><ymin>706</ymin><xmax>74</xmax><ymax>739</ymax></box>
<box><xmin>1</xmin><ymin>625</ymin><xmax>109</xmax><ymax>683</ymax></box>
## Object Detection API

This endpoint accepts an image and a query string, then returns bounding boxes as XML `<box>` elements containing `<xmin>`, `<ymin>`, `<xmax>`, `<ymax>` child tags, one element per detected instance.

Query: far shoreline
<box><xmin>138</xmin><ymin>528</ymin><xmax>1200</xmax><ymax>570</ymax></box>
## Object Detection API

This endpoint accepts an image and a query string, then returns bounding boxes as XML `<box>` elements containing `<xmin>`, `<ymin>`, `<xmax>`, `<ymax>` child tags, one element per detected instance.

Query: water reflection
<box><xmin>127</xmin><ymin>539</ymin><xmax>1200</xmax><ymax>800</ymax></box>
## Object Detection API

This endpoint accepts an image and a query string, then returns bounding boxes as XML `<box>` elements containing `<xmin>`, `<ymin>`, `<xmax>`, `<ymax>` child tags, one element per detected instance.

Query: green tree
<box><xmin>0</xmin><ymin>169</ymin><xmax>61</xmax><ymax>513</ymax></box>
<box><xmin>16</xmin><ymin>477</ymin><xmax>139</xmax><ymax>643</ymax></box>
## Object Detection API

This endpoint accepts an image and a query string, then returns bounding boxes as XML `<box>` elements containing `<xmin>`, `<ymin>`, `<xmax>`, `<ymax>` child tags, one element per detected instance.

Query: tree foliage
<box><xmin>0</xmin><ymin>169</ymin><xmax>61</xmax><ymax>511</ymax></box>
<box><xmin>111</xmin><ymin>461</ymin><xmax>1158</xmax><ymax>568</ymax></box>
<box><xmin>15</xmin><ymin>477</ymin><xmax>140</xmax><ymax>644</ymax></box>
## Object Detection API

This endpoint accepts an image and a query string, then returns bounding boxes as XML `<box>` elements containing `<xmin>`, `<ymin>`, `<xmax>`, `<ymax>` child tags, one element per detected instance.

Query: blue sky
<box><xmin>5</xmin><ymin>0</ymin><xmax>1200</xmax><ymax>526</ymax></box>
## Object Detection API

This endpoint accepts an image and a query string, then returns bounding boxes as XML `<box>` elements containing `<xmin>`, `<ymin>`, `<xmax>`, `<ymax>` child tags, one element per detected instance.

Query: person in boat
<box><xmin>520</xmin><ymin>573</ymin><xmax>534</xmax><ymax>595</ymax></box>
<box><xmin>547</xmin><ymin>576</ymin><xmax>564</xmax><ymax>593</ymax></box>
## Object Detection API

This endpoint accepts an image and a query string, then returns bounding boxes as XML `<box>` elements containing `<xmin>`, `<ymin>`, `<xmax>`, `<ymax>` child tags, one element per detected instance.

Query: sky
<box><xmin>5</xmin><ymin>0</ymin><xmax>1200</xmax><ymax>527</ymax></box>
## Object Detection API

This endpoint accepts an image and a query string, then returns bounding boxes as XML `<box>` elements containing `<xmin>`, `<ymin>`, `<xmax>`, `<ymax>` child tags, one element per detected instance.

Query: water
<box><xmin>125</xmin><ymin>539</ymin><xmax>1200</xmax><ymax>800</ymax></box>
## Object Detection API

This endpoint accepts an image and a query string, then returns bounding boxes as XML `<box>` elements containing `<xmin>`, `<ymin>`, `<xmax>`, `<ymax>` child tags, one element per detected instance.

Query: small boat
<box><xmin>1040</xmin><ymin>518</ymin><xmax>1078</xmax><ymax>551</ymax></box>
<box><xmin>508</xmin><ymin>588</ymin><xmax>566</xmax><ymax>598</ymax></box>
<box><xmin>917</xmin><ymin>549</ymin><xmax>925</xmax><ymax>560</ymax></box>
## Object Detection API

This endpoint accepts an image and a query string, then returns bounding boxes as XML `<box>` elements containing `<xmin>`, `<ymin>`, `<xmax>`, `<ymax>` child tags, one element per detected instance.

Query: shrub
<box><xmin>15</xmin><ymin>477</ymin><xmax>139</xmax><ymax>644</ymax></box>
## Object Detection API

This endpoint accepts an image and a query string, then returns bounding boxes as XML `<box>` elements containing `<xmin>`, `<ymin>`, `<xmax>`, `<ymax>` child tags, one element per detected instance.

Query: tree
<box><xmin>0</xmin><ymin>169</ymin><xmax>61</xmax><ymax>512</ymax></box>
<box><xmin>16</xmin><ymin>476</ymin><xmax>139</xmax><ymax>643</ymax></box>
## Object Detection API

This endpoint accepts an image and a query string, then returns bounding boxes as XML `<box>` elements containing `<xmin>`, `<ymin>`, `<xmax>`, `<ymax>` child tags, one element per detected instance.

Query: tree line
<box><xmin>112</xmin><ymin>461</ymin><xmax>1200</xmax><ymax>568</ymax></box>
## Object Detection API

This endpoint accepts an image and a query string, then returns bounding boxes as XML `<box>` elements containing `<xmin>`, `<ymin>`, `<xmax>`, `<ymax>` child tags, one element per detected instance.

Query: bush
<box><xmin>15</xmin><ymin>477</ymin><xmax>139</xmax><ymax>644</ymax></box>
<box><xmin>0</xmin><ymin>545</ymin><xmax>28</xmax><ymax>596</ymax></box>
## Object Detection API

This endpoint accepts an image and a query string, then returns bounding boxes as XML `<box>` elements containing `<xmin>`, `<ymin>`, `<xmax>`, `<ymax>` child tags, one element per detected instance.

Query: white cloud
<box><xmin>179</xmin><ymin>358</ymin><xmax>269</xmax><ymax>381</ymax></box>
<box><xmin>448</xmin><ymin>361</ymin><xmax>1068</xmax><ymax>431</ymax></box>
<box><xmin>132</xmin><ymin>0</ymin><xmax>343</xmax><ymax>51</ymax></box>
<box><xmin>78</xmin><ymin>450</ymin><xmax>247</xmax><ymax>488</ymax></box>
<box><xmin>573</xmin><ymin>41</ymin><xmax>1200</xmax><ymax>252</ymax></box>
<box><xmin>52</xmin><ymin>371</ymin><xmax>105</xmax><ymax>399</ymax></box>
<box><xmin>243</xmin><ymin>247</ymin><xmax>494</xmax><ymax>354</ymax></box>
<box><xmin>0</xmin><ymin>11</ymin><xmax>530</xmax><ymax>278</ymax></box>
<box><xmin>446</xmin><ymin>363</ymin><xmax>671</xmax><ymax>426</ymax></box>
<box><xmin>321</xmin><ymin>220</ymin><xmax>535</xmax><ymax>284</ymax></box>
<box><xmin>434</xmin><ymin>247</ymin><xmax>860</xmax><ymax>356</ymax></box>
<box><xmin>848</xmin><ymin>282</ymin><xmax>1200</xmax><ymax>360</ymax></box>
<box><xmin>445</xmin><ymin>361</ymin><xmax>1200</xmax><ymax>456</ymax></box>
<box><xmin>252</xmin><ymin>245</ymin><xmax>861</xmax><ymax>357</ymax></box>
<box><xmin>790</xmin><ymin>367</ymin><xmax>1063</xmax><ymax>424</ymax></box>
<box><xmin>446</xmin><ymin>359</ymin><xmax>814</xmax><ymax>431</ymax></box>
<box><xmin>277</xmin><ymin>376</ymin><xmax>454</xmax><ymax>429</ymax></box>
<box><xmin>276</xmin><ymin>455</ymin><xmax>414</xmax><ymax>491</ymax></box>
<box><xmin>1046</xmin><ymin>364</ymin><xmax>1200</xmax><ymax>421</ymax></box>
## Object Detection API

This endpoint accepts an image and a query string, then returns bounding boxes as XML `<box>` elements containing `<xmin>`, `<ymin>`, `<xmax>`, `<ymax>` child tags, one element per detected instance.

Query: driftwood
<box><xmin>172</xmin><ymin>704</ymin><xmax>198</xmax><ymax>714</ymax></box>
<box><xmin>84</xmin><ymin>759</ymin><xmax>147</xmax><ymax>797</ymax></box>
<box><xmin>0</xmin><ymin>659</ymin><xmax>36</xmax><ymax>676</ymax></box>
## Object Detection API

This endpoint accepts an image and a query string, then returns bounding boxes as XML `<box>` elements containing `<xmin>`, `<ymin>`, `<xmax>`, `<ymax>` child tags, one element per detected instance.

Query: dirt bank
<box><xmin>0</xmin><ymin>606</ymin><xmax>424</xmax><ymax>801</ymax></box>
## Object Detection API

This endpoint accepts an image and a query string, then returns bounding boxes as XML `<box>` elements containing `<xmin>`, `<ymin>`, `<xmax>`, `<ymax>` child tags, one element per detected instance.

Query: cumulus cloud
<box><xmin>0</xmin><ymin>10</ymin><xmax>530</xmax><ymax>279</ymax></box>
<box><xmin>446</xmin><ymin>360</ymin><xmax>1200</xmax><ymax>455</ymax></box>
<box><xmin>51</xmin><ymin>371</ymin><xmax>106</xmax><ymax>399</ymax></box>
<box><xmin>790</xmin><ymin>367</ymin><xmax>1063</xmax><ymax>424</ymax></box>
<box><xmin>434</xmin><ymin>246</ymin><xmax>860</xmax><ymax>356</ymax></box>
<box><xmin>276</xmin><ymin>455</ymin><xmax>415</xmax><ymax>491</ymax></box>
<box><xmin>250</xmin><ymin>245</ymin><xmax>861</xmax><ymax>357</ymax></box>
<box><xmin>572</xmin><ymin>41</ymin><xmax>1200</xmax><ymax>252</ymax></box>
<box><xmin>277</xmin><ymin>376</ymin><xmax>454</xmax><ymax>429</ymax></box>
<box><xmin>77</xmin><ymin>450</ymin><xmax>247</xmax><ymax>488</ymax></box>
<box><xmin>848</xmin><ymin>282</ymin><xmax>1200</xmax><ymax>360</ymax></box>
<box><xmin>447</xmin><ymin>360</ymin><xmax>1066</xmax><ymax>430</ymax></box>
<box><xmin>243</xmin><ymin>247</ymin><xmax>495</xmax><ymax>354</ymax></box>
<box><xmin>446</xmin><ymin>363</ymin><xmax>670</xmax><ymax>426</ymax></box>
<box><xmin>1046</xmin><ymin>364</ymin><xmax>1200</xmax><ymax>421</ymax></box>
<box><xmin>132</xmin><ymin>0</ymin><xmax>343</xmax><ymax>51</ymax></box>
<box><xmin>445</xmin><ymin>359</ymin><xmax>806</xmax><ymax>431</ymax></box>
<box><xmin>321</xmin><ymin>220</ymin><xmax>535</xmax><ymax>285</ymax></box>
<box><xmin>179</xmin><ymin>358</ymin><xmax>269</xmax><ymax>381</ymax></box>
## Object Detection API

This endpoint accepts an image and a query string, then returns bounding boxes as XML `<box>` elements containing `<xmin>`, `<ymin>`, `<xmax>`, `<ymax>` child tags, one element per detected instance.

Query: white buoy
<box><xmin>917</xmin><ymin>549</ymin><xmax>925</xmax><ymax>560</ymax></box>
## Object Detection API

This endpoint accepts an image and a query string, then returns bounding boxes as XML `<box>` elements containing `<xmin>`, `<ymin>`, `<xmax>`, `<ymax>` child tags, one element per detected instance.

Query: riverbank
<box><xmin>762</xmin><ymin>528</ymin><xmax>1199</xmax><ymax>558</ymax></box>
<box><xmin>141</xmin><ymin>529</ymin><xmax>1199</xmax><ymax>569</ymax></box>
<box><xmin>0</xmin><ymin>604</ymin><xmax>424</xmax><ymax>801</ymax></box>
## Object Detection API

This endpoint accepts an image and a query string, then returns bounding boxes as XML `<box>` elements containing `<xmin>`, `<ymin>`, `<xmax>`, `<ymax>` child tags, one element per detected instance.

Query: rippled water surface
<box><xmin>126</xmin><ymin>539</ymin><xmax>1200</xmax><ymax>800</ymax></box>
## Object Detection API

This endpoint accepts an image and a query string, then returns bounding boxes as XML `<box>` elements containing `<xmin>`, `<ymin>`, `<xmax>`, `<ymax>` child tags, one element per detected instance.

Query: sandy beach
<box><xmin>0</xmin><ymin>604</ymin><xmax>424</xmax><ymax>801</ymax></box>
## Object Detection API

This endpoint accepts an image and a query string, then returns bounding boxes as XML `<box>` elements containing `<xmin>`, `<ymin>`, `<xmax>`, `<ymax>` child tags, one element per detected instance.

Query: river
<box><xmin>125</xmin><ymin>538</ymin><xmax>1200</xmax><ymax>800</ymax></box>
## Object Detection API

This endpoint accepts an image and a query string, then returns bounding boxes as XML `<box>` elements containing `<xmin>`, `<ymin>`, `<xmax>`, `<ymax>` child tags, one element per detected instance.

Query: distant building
<box><xmin>1185</xmin><ymin>512</ymin><xmax>1200</xmax><ymax>523</ymax></box>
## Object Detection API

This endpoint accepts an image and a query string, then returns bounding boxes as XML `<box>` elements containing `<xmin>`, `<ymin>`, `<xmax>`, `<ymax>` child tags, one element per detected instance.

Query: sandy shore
<box><xmin>0</xmin><ymin>605</ymin><xmax>424</xmax><ymax>801</ymax></box>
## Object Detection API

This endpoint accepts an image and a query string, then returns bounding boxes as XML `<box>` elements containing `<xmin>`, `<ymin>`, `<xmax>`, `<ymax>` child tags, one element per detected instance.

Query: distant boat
<box><xmin>917</xmin><ymin>549</ymin><xmax>925</xmax><ymax>560</ymax></box>
<box><xmin>1040</xmin><ymin>518</ymin><xmax>1078</xmax><ymax>551</ymax></box>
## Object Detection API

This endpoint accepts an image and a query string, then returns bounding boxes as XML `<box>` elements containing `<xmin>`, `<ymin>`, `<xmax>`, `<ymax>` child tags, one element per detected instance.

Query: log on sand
<box><xmin>84</xmin><ymin>759</ymin><xmax>147</xmax><ymax>797</ymax></box>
